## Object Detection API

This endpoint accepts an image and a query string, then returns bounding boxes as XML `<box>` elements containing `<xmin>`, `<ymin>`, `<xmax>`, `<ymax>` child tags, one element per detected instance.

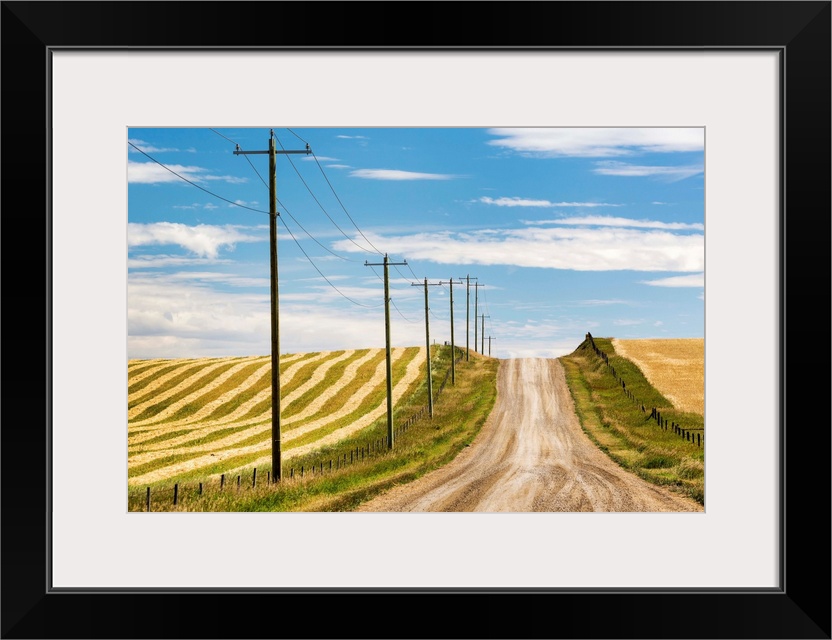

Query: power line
<box><xmin>275</xmin><ymin>134</ymin><xmax>377</xmax><ymax>255</ymax></box>
<box><xmin>128</xmin><ymin>142</ymin><xmax>271</xmax><ymax>215</ymax></box>
<box><xmin>208</xmin><ymin>127</ymin><xmax>239</xmax><ymax>146</ymax></box>
<box><xmin>286</xmin><ymin>128</ymin><xmax>308</xmax><ymax>145</ymax></box>
<box><xmin>213</xmin><ymin>131</ymin><xmax>353</xmax><ymax>263</ymax></box>
<box><xmin>276</xmin><ymin>198</ymin><xmax>354</xmax><ymax>262</ymax></box>
<box><xmin>310</xmin><ymin>151</ymin><xmax>385</xmax><ymax>256</ymax></box>
<box><xmin>278</xmin><ymin>216</ymin><xmax>383</xmax><ymax>309</ymax></box>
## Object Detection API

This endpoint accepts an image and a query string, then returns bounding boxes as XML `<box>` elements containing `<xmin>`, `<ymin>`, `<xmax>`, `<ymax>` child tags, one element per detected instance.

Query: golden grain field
<box><xmin>610</xmin><ymin>338</ymin><xmax>704</xmax><ymax>415</ymax></box>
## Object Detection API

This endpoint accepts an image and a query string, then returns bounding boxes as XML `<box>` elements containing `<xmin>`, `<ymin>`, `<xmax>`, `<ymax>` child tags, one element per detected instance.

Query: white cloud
<box><xmin>303</xmin><ymin>156</ymin><xmax>339</xmax><ymax>161</ymax></box>
<box><xmin>336</xmin><ymin>135</ymin><xmax>368</xmax><ymax>139</ymax></box>
<box><xmin>487</xmin><ymin>127</ymin><xmax>704</xmax><ymax>157</ymax></box>
<box><xmin>479</xmin><ymin>197</ymin><xmax>622</xmax><ymax>208</ymax></box>
<box><xmin>127</xmin><ymin>222</ymin><xmax>263</xmax><ymax>258</ymax></box>
<box><xmin>332</xmin><ymin>226</ymin><xmax>704</xmax><ymax>272</ymax></box>
<box><xmin>127</xmin><ymin>139</ymin><xmax>180</xmax><ymax>153</ymax></box>
<box><xmin>640</xmin><ymin>273</ymin><xmax>705</xmax><ymax>287</ymax></box>
<box><xmin>128</xmin><ymin>254</ymin><xmax>233</xmax><ymax>269</ymax></box>
<box><xmin>524</xmin><ymin>216</ymin><xmax>704</xmax><ymax>231</ymax></box>
<box><xmin>349</xmin><ymin>169</ymin><xmax>456</xmax><ymax>181</ymax></box>
<box><xmin>325</xmin><ymin>164</ymin><xmax>351</xmax><ymax>169</ymax></box>
<box><xmin>127</xmin><ymin>273</ymin><xmax>430</xmax><ymax>358</ymax></box>
<box><xmin>593</xmin><ymin>161</ymin><xmax>703</xmax><ymax>181</ymax></box>
<box><xmin>127</xmin><ymin>160</ymin><xmax>248</xmax><ymax>185</ymax></box>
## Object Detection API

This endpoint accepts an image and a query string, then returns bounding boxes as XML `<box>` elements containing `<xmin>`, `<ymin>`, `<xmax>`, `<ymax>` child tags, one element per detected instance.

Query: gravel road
<box><xmin>356</xmin><ymin>358</ymin><xmax>703</xmax><ymax>512</ymax></box>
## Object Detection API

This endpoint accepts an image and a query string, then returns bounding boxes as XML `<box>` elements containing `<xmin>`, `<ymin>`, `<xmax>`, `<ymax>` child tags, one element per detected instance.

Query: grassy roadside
<box><xmin>128</xmin><ymin>346</ymin><xmax>500</xmax><ymax>512</ymax></box>
<box><xmin>559</xmin><ymin>337</ymin><xmax>705</xmax><ymax>505</ymax></box>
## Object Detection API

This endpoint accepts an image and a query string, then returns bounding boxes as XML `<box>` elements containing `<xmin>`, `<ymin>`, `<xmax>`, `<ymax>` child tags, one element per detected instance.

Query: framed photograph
<box><xmin>3</xmin><ymin>2</ymin><xmax>829</xmax><ymax>638</ymax></box>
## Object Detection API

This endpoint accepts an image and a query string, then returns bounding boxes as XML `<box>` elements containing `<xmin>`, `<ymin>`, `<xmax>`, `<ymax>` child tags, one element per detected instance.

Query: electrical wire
<box><xmin>128</xmin><ymin>142</ymin><xmax>271</xmax><ymax>215</ymax></box>
<box><xmin>278</xmin><ymin>216</ymin><xmax>383</xmax><ymax>309</ymax></box>
<box><xmin>275</xmin><ymin>135</ymin><xmax>377</xmax><ymax>255</ymax></box>
<box><xmin>309</xmin><ymin>151</ymin><xmax>385</xmax><ymax>256</ymax></box>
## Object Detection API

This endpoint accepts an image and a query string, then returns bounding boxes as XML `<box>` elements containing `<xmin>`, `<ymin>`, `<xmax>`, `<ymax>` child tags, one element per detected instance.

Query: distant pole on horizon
<box><xmin>487</xmin><ymin>336</ymin><xmax>496</xmax><ymax>357</ymax></box>
<box><xmin>365</xmin><ymin>254</ymin><xmax>408</xmax><ymax>448</ymax></box>
<box><xmin>234</xmin><ymin>130</ymin><xmax>310</xmax><ymax>482</ymax></box>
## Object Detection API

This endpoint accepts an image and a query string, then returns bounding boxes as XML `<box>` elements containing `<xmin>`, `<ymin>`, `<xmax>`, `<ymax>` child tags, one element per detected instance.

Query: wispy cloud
<box><xmin>172</xmin><ymin>202</ymin><xmax>221</xmax><ymax>211</ymax></box>
<box><xmin>593</xmin><ymin>161</ymin><xmax>703</xmax><ymax>181</ymax></box>
<box><xmin>479</xmin><ymin>197</ymin><xmax>622</xmax><ymax>208</ymax></box>
<box><xmin>487</xmin><ymin>128</ymin><xmax>704</xmax><ymax>157</ymax></box>
<box><xmin>304</xmin><ymin>156</ymin><xmax>339</xmax><ymax>162</ymax></box>
<box><xmin>336</xmin><ymin>135</ymin><xmax>368</xmax><ymax>139</ymax></box>
<box><xmin>128</xmin><ymin>161</ymin><xmax>248</xmax><ymax>185</ymax></box>
<box><xmin>640</xmin><ymin>273</ymin><xmax>705</xmax><ymax>287</ymax></box>
<box><xmin>523</xmin><ymin>216</ymin><xmax>704</xmax><ymax>231</ymax></box>
<box><xmin>332</xmin><ymin>226</ymin><xmax>704</xmax><ymax>272</ymax></box>
<box><xmin>127</xmin><ymin>254</ymin><xmax>233</xmax><ymax>269</ymax></box>
<box><xmin>349</xmin><ymin>169</ymin><xmax>456</xmax><ymax>181</ymax></box>
<box><xmin>127</xmin><ymin>138</ymin><xmax>181</xmax><ymax>154</ymax></box>
<box><xmin>127</xmin><ymin>222</ymin><xmax>263</xmax><ymax>258</ymax></box>
<box><xmin>326</xmin><ymin>164</ymin><xmax>352</xmax><ymax>169</ymax></box>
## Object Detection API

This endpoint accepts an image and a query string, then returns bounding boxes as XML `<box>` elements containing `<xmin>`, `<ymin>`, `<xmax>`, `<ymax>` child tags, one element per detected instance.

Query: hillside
<box><xmin>128</xmin><ymin>346</ymin><xmax>425</xmax><ymax>486</ymax></box>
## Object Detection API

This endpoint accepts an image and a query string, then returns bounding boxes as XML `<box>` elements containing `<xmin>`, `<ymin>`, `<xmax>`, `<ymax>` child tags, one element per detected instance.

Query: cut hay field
<box><xmin>128</xmin><ymin>346</ymin><xmax>425</xmax><ymax>487</ymax></box>
<box><xmin>611</xmin><ymin>338</ymin><xmax>704</xmax><ymax>415</ymax></box>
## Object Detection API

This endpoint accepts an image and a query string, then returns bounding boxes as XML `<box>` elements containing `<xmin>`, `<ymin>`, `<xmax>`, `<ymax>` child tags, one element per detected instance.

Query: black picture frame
<box><xmin>2</xmin><ymin>2</ymin><xmax>829</xmax><ymax>638</ymax></box>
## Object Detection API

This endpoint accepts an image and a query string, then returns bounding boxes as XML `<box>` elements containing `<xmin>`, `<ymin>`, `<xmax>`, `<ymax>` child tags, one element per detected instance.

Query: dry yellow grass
<box><xmin>610</xmin><ymin>338</ymin><xmax>704</xmax><ymax>415</ymax></box>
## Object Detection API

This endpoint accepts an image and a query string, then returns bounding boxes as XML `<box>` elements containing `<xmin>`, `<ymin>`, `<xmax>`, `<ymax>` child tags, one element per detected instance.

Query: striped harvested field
<box><xmin>610</xmin><ymin>338</ymin><xmax>704</xmax><ymax>415</ymax></box>
<box><xmin>128</xmin><ymin>346</ymin><xmax>426</xmax><ymax>486</ymax></box>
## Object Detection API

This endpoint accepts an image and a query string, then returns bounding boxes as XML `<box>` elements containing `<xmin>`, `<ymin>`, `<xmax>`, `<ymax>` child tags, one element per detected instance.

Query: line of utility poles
<box><xmin>472</xmin><ymin>282</ymin><xmax>484</xmax><ymax>353</ymax></box>
<box><xmin>233</xmin><ymin>133</ymin><xmax>499</xmax><ymax>473</ymax></box>
<box><xmin>441</xmin><ymin>279</ymin><xmax>463</xmax><ymax>385</ymax></box>
<box><xmin>233</xmin><ymin>130</ymin><xmax>310</xmax><ymax>482</ymax></box>
<box><xmin>460</xmin><ymin>275</ymin><xmax>478</xmax><ymax>361</ymax></box>
<box><xmin>412</xmin><ymin>278</ymin><xmax>441</xmax><ymax>417</ymax></box>
<box><xmin>365</xmin><ymin>254</ymin><xmax>408</xmax><ymax>448</ymax></box>
<box><xmin>480</xmin><ymin>314</ymin><xmax>490</xmax><ymax>353</ymax></box>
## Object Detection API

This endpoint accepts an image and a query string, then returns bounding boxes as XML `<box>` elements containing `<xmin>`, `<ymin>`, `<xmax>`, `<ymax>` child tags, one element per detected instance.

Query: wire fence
<box><xmin>129</xmin><ymin>346</ymin><xmax>466</xmax><ymax>511</ymax></box>
<box><xmin>584</xmin><ymin>332</ymin><xmax>703</xmax><ymax>448</ymax></box>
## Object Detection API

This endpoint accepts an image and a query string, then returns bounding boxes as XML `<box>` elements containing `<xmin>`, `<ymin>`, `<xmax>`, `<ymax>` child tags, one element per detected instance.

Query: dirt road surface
<box><xmin>356</xmin><ymin>358</ymin><xmax>703</xmax><ymax>512</ymax></box>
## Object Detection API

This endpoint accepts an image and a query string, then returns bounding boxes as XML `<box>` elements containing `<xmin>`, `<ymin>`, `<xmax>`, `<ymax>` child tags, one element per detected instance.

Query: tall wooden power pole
<box><xmin>480</xmin><ymin>314</ymin><xmax>490</xmax><ymax>353</ymax></box>
<box><xmin>234</xmin><ymin>130</ymin><xmax>310</xmax><ymax>481</ymax></box>
<box><xmin>442</xmin><ymin>279</ymin><xmax>462</xmax><ymax>384</ymax></box>
<box><xmin>472</xmin><ymin>282</ymin><xmax>484</xmax><ymax>353</ymax></box>
<box><xmin>365</xmin><ymin>254</ymin><xmax>408</xmax><ymax>448</ymax></box>
<box><xmin>412</xmin><ymin>278</ymin><xmax>441</xmax><ymax>417</ymax></box>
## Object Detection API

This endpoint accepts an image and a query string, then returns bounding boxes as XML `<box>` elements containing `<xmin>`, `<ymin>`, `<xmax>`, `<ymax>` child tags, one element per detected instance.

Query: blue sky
<box><xmin>127</xmin><ymin>127</ymin><xmax>704</xmax><ymax>359</ymax></box>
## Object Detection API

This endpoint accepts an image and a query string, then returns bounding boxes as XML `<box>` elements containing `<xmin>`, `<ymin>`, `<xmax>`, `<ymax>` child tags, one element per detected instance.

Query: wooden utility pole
<box><xmin>487</xmin><ymin>336</ymin><xmax>496</xmax><ymax>357</ymax></box>
<box><xmin>472</xmin><ymin>282</ymin><xmax>484</xmax><ymax>353</ymax></box>
<box><xmin>480</xmin><ymin>314</ymin><xmax>490</xmax><ymax>353</ymax></box>
<box><xmin>234</xmin><ymin>130</ymin><xmax>310</xmax><ymax>481</ymax></box>
<box><xmin>365</xmin><ymin>254</ymin><xmax>408</xmax><ymax>448</ymax></box>
<box><xmin>460</xmin><ymin>275</ymin><xmax>478</xmax><ymax>361</ymax></box>
<box><xmin>412</xmin><ymin>278</ymin><xmax>441</xmax><ymax>417</ymax></box>
<box><xmin>441</xmin><ymin>279</ymin><xmax>462</xmax><ymax>384</ymax></box>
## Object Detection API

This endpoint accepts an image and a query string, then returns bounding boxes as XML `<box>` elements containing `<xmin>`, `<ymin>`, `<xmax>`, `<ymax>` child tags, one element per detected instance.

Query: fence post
<box><xmin>698</xmin><ymin>433</ymin><xmax>701</xmax><ymax>447</ymax></box>
<box><xmin>220</xmin><ymin>474</ymin><xmax>225</xmax><ymax>489</ymax></box>
<box><xmin>173</xmin><ymin>483</ymin><xmax>178</xmax><ymax>506</ymax></box>
<box><xmin>237</xmin><ymin>475</ymin><xmax>241</xmax><ymax>489</ymax></box>
<box><xmin>199</xmin><ymin>482</ymin><xmax>203</xmax><ymax>496</ymax></box>
<box><xmin>253</xmin><ymin>468</ymin><xmax>257</xmax><ymax>488</ymax></box>
<box><xmin>146</xmin><ymin>487</ymin><xmax>151</xmax><ymax>512</ymax></box>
